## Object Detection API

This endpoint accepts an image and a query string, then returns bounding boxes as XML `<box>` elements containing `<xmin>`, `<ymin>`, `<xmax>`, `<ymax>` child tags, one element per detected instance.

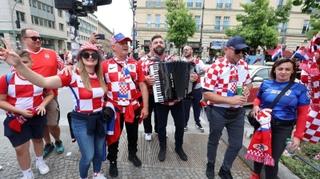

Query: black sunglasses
<box><xmin>25</xmin><ymin>36</ymin><xmax>42</xmax><ymax>41</ymax></box>
<box><xmin>235</xmin><ymin>48</ymin><xmax>248</xmax><ymax>55</ymax></box>
<box><xmin>81</xmin><ymin>52</ymin><xmax>99</xmax><ymax>60</ymax></box>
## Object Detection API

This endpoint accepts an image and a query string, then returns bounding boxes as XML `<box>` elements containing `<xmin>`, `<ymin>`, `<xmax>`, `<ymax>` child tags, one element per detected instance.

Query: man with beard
<box><xmin>142</xmin><ymin>35</ymin><xmax>188</xmax><ymax>162</ymax></box>
<box><xmin>182</xmin><ymin>45</ymin><xmax>206</xmax><ymax>133</ymax></box>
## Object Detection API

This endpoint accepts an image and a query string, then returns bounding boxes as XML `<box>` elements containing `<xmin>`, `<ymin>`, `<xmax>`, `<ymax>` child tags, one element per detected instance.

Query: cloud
<box><xmin>95</xmin><ymin>0</ymin><xmax>133</xmax><ymax>37</ymax></box>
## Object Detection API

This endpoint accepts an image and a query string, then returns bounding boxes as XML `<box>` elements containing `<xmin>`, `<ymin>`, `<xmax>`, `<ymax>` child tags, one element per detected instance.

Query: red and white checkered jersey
<box><xmin>202</xmin><ymin>57</ymin><xmax>251</xmax><ymax>108</ymax></box>
<box><xmin>182</xmin><ymin>57</ymin><xmax>206</xmax><ymax>89</ymax></box>
<box><xmin>0</xmin><ymin>73</ymin><xmax>45</xmax><ymax>110</ymax></box>
<box><xmin>140</xmin><ymin>55</ymin><xmax>155</xmax><ymax>75</ymax></box>
<box><xmin>102</xmin><ymin>57</ymin><xmax>145</xmax><ymax>107</ymax></box>
<box><xmin>59</xmin><ymin>70</ymin><xmax>105</xmax><ymax>113</ymax></box>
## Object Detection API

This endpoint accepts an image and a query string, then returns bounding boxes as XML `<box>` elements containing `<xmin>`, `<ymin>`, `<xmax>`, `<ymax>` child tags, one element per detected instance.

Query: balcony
<box><xmin>145</xmin><ymin>1</ymin><xmax>166</xmax><ymax>8</ymax></box>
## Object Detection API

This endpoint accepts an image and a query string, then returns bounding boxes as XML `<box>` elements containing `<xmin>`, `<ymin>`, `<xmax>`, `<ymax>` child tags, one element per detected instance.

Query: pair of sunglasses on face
<box><xmin>25</xmin><ymin>36</ymin><xmax>42</xmax><ymax>41</ymax></box>
<box><xmin>234</xmin><ymin>48</ymin><xmax>248</xmax><ymax>55</ymax></box>
<box><xmin>81</xmin><ymin>52</ymin><xmax>99</xmax><ymax>60</ymax></box>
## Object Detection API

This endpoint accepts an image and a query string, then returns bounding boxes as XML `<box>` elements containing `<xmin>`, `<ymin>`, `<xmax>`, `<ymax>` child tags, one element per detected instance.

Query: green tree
<box><xmin>165</xmin><ymin>0</ymin><xmax>196</xmax><ymax>53</ymax></box>
<box><xmin>226</xmin><ymin>0</ymin><xmax>292</xmax><ymax>50</ymax></box>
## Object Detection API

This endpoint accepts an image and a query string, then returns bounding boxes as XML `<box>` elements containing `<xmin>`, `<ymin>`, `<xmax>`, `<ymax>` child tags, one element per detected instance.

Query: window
<box><xmin>58</xmin><ymin>10</ymin><xmax>63</xmax><ymax>17</ymax></box>
<box><xmin>216</xmin><ymin>0</ymin><xmax>223</xmax><ymax>8</ymax></box>
<box><xmin>187</xmin><ymin>0</ymin><xmax>193</xmax><ymax>8</ymax></box>
<box><xmin>15</xmin><ymin>0</ymin><xmax>23</xmax><ymax>3</ymax></box>
<box><xmin>147</xmin><ymin>14</ymin><xmax>152</xmax><ymax>28</ymax></box>
<box><xmin>223</xmin><ymin>16</ymin><xmax>230</xmax><ymax>30</ymax></box>
<box><xmin>276</xmin><ymin>0</ymin><xmax>284</xmax><ymax>7</ymax></box>
<box><xmin>225</xmin><ymin>0</ymin><xmax>232</xmax><ymax>9</ymax></box>
<box><xmin>59</xmin><ymin>23</ymin><xmax>64</xmax><ymax>31</ymax></box>
<box><xmin>38</xmin><ymin>2</ymin><xmax>42</xmax><ymax>9</ymax></box>
<box><xmin>278</xmin><ymin>23</ymin><xmax>287</xmax><ymax>33</ymax></box>
<box><xmin>215</xmin><ymin>16</ymin><xmax>221</xmax><ymax>31</ymax></box>
<box><xmin>16</xmin><ymin>11</ymin><xmax>26</xmax><ymax>22</ymax></box>
<box><xmin>42</xmin><ymin>3</ymin><xmax>46</xmax><ymax>11</ymax></box>
<box><xmin>302</xmin><ymin>20</ymin><xmax>310</xmax><ymax>34</ymax></box>
<box><xmin>32</xmin><ymin>0</ymin><xmax>37</xmax><ymax>8</ymax></box>
<box><xmin>155</xmin><ymin>14</ymin><xmax>161</xmax><ymax>28</ymax></box>
<box><xmin>195</xmin><ymin>0</ymin><xmax>203</xmax><ymax>8</ymax></box>
<box><xmin>195</xmin><ymin>16</ymin><xmax>201</xmax><ymax>30</ymax></box>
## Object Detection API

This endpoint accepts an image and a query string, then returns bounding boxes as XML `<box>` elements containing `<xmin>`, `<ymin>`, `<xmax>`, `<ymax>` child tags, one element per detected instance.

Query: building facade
<box><xmin>135</xmin><ymin>0</ymin><xmax>311</xmax><ymax>56</ymax></box>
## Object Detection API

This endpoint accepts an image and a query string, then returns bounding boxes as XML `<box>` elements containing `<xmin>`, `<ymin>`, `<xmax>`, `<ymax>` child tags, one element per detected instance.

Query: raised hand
<box><xmin>0</xmin><ymin>39</ymin><xmax>22</xmax><ymax>66</ymax></box>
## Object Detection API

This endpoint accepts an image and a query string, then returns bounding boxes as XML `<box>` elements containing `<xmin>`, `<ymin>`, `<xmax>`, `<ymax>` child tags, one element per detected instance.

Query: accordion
<box><xmin>149</xmin><ymin>61</ymin><xmax>192</xmax><ymax>103</ymax></box>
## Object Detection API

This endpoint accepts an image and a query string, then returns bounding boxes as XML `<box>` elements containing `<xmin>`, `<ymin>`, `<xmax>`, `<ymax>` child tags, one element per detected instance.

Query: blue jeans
<box><xmin>71</xmin><ymin>116</ymin><xmax>105</xmax><ymax>178</ymax></box>
<box><xmin>205</xmin><ymin>106</ymin><xmax>245</xmax><ymax>171</ymax></box>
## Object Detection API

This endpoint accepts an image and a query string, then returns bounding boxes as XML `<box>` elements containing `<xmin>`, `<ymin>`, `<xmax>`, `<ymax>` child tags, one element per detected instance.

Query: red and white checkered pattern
<box><xmin>303</xmin><ymin>108</ymin><xmax>320</xmax><ymax>143</ymax></box>
<box><xmin>59</xmin><ymin>70</ymin><xmax>105</xmax><ymax>113</ymax></box>
<box><xmin>102</xmin><ymin>58</ymin><xmax>145</xmax><ymax>107</ymax></box>
<box><xmin>0</xmin><ymin>73</ymin><xmax>44</xmax><ymax>110</ymax></box>
<box><xmin>140</xmin><ymin>55</ymin><xmax>155</xmax><ymax>75</ymax></box>
<box><xmin>202</xmin><ymin>57</ymin><xmax>251</xmax><ymax>108</ymax></box>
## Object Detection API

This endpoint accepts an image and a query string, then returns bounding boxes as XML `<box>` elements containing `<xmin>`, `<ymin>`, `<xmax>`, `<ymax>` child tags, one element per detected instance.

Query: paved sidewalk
<box><xmin>0</xmin><ymin>122</ymin><xmax>251</xmax><ymax>179</ymax></box>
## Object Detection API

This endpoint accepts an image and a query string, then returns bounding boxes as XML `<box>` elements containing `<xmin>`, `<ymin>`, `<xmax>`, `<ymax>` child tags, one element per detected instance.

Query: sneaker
<box><xmin>175</xmin><ymin>148</ymin><xmax>188</xmax><ymax>161</ymax></box>
<box><xmin>21</xmin><ymin>172</ymin><xmax>34</xmax><ymax>179</ymax></box>
<box><xmin>218</xmin><ymin>168</ymin><xmax>233</xmax><ymax>179</ymax></box>
<box><xmin>93</xmin><ymin>172</ymin><xmax>106</xmax><ymax>179</ymax></box>
<box><xmin>144</xmin><ymin>133</ymin><xmax>152</xmax><ymax>141</ymax></box>
<box><xmin>184</xmin><ymin>126</ymin><xmax>188</xmax><ymax>132</ymax></box>
<box><xmin>206</xmin><ymin>162</ymin><xmax>215</xmax><ymax>179</ymax></box>
<box><xmin>43</xmin><ymin>143</ymin><xmax>54</xmax><ymax>159</ymax></box>
<box><xmin>158</xmin><ymin>148</ymin><xmax>166</xmax><ymax>162</ymax></box>
<box><xmin>55</xmin><ymin>140</ymin><xmax>64</xmax><ymax>154</ymax></box>
<box><xmin>196</xmin><ymin>123</ymin><xmax>205</xmax><ymax>133</ymax></box>
<box><xmin>36</xmin><ymin>160</ymin><xmax>50</xmax><ymax>175</ymax></box>
<box><xmin>128</xmin><ymin>154</ymin><xmax>142</xmax><ymax>167</ymax></box>
<box><xmin>109</xmin><ymin>161</ymin><xmax>118</xmax><ymax>177</ymax></box>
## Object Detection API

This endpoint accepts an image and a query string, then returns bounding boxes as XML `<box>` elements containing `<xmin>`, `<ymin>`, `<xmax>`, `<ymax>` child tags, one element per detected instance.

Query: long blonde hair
<box><xmin>77</xmin><ymin>51</ymin><xmax>106</xmax><ymax>92</ymax></box>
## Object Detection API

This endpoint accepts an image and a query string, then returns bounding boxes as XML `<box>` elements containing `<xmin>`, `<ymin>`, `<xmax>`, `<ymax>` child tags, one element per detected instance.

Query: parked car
<box><xmin>246</xmin><ymin>65</ymin><xmax>272</xmax><ymax>106</ymax></box>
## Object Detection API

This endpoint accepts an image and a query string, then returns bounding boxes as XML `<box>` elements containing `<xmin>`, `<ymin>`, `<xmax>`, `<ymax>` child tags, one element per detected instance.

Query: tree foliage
<box><xmin>165</xmin><ymin>0</ymin><xmax>196</xmax><ymax>51</ymax></box>
<box><xmin>226</xmin><ymin>0</ymin><xmax>292</xmax><ymax>50</ymax></box>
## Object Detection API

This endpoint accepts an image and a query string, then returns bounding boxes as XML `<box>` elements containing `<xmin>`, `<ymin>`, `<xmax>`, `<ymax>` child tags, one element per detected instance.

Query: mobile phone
<box><xmin>95</xmin><ymin>33</ymin><xmax>105</xmax><ymax>40</ymax></box>
<box><xmin>0</xmin><ymin>38</ymin><xmax>6</xmax><ymax>49</ymax></box>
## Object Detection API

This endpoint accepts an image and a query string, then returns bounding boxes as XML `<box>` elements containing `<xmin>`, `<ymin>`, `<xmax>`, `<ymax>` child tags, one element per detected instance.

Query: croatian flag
<box><xmin>271</xmin><ymin>45</ymin><xmax>283</xmax><ymax>61</ymax></box>
<box><xmin>292</xmin><ymin>46</ymin><xmax>312</xmax><ymax>61</ymax></box>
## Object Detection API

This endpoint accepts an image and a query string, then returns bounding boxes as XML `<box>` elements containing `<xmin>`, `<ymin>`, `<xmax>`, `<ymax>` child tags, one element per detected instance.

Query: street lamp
<box><xmin>199</xmin><ymin>0</ymin><xmax>205</xmax><ymax>56</ymax></box>
<box><xmin>10</xmin><ymin>0</ymin><xmax>19</xmax><ymax>49</ymax></box>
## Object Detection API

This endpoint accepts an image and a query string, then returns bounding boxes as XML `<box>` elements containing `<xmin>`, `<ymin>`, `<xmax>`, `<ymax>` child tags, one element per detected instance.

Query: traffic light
<box><xmin>132</xmin><ymin>0</ymin><xmax>137</xmax><ymax>9</ymax></box>
<box><xmin>69</xmin><ymin>14</ymin><xmax>80</xmax><ymax>30</ymax></box>
<box><xmin>15</xmin><ymin>20</ymin><xmax>21</xmax><ymax>29</ymax></box>
<box><xmin>96</xmin><ymin>0</ymin><xmax>112</xmax><ymax>6</ymax></box>
<box><xmin>136</xmin><ymin>40</ymin><xmax>140</xmax><ymax>48</ymax></box>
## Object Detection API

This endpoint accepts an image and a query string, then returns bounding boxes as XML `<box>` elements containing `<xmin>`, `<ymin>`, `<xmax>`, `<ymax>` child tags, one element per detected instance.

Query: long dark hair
<box><xmin>270</xmin><ymin>58</ymin><xmax>297</xmax><ymax>82</ymax></box>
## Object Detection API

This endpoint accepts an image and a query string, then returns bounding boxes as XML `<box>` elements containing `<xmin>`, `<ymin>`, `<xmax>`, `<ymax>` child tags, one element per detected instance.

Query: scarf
<box><xmin>245</xmin><ymin>108</ymin><xmax>275</xmax><ymax>166</ymax></box>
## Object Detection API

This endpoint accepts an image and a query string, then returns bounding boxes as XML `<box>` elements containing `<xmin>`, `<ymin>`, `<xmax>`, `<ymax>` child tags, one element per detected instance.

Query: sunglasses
<box><xmin>234</xmin><ymin>48</ymin><xmax>248</xmax><ymax>55</ymax></box>
<box><xmin>81</xmin><ymin>52</ymin><xmax>99</xmax><ymax>60</ymax></box>
<box><xmin>25</xmin><ymin>36</ymin><xmax>42</xmax><ymax>41</ymax></box>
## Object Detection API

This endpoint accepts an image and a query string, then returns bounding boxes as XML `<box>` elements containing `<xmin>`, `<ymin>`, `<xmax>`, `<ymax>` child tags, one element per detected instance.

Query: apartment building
<box><xmin>135</xmin><ymin>0</ymin><xmax>311</xmax><ymax>56</ymax></box>
<box><xmin>0</xmin><ymin>0</ymin><xmax>67</xmax><ymax>52</ymax></box>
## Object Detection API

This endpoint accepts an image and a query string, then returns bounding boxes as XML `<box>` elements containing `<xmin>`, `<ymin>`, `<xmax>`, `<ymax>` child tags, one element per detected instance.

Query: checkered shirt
<box><xmin>59</xmin><ymin>70</ymin><xmax>105</xmax><ymax>113</ymax></box>
<box><xmin>301</xmin><ymin>61</ymin><xmax>320</xmax><ymax>143</ymax></box>
<box><xmin>0</xmin><ymin>73</ymin><xmax>44</xmax><ymax>110</ymax></box>
<box><xmin>102</xmin><ymin>57</ymin><xmax>145</xmax><ymax>108</ymax></box>
<box><xmin>202</xmin><ymin>57</ymin><xmax>251</xmax><ymax>108</ymax></box>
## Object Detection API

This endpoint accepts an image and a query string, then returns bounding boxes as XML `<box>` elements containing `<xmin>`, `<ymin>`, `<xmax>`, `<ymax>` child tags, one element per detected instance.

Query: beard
<box><xmin>154</xmin><ymin>46</ymin><xmax>165</xmax><ymax>56</ymax></box>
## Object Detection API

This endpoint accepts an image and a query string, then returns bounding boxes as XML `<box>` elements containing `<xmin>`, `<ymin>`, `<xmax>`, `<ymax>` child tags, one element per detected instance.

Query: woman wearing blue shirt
<box><xmin>250</xmin><ymin>58</ymin><xmax>310</xmax><ymax>179</ymax></box>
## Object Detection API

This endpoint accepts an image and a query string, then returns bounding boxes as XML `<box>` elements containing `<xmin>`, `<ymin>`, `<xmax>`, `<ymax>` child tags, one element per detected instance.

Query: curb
<box><xmin>220</xmin><ymin>124</ymin><xmax>300</xmax><ymax>179</ymax></box>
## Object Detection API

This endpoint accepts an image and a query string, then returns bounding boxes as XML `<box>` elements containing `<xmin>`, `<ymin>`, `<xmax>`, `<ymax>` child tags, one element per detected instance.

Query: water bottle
<box><xmin>286</xmin><ymin>138</ymin><xmax>296</xmax><ymax>156</ymax></box>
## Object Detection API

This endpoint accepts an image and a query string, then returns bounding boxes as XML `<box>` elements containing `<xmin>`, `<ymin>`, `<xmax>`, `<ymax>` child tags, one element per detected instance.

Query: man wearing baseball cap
<box><xmin>202</xmin><ymin>36</ymin><xmax>252</xmax><ymax>179</ymax></box>
<box><xmin>102</xmin><ymin>33</ymin><xmax>149</xmax><ymax>177</ymax></box>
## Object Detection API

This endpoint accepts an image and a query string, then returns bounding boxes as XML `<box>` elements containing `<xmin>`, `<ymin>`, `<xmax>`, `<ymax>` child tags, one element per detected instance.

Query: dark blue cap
<box><xmin>226</xmin><ymin>36</ymin><xmax>248</xmax><ymax>50</ymax></box>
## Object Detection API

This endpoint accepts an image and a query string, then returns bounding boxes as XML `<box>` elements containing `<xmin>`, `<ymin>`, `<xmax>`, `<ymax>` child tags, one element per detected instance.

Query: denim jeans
<box><xmin>206</xmin><ymin>106</ymin><xmax>245</xmax><ymax>171</ymax></box>
<box><xmin>71</xmin><ymin>116</ymin><xmax>105</xmax><ymax>178</ymax></box>
<box><xmin>183</xmin><ymin>88</ymin><xmax>202</xmax><ymax>127</ymax></box>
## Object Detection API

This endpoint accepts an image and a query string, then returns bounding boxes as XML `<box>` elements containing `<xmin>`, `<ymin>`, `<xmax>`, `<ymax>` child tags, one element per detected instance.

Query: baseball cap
<box><xmin>226</xmin><ymin>36</ymin><xmax>248</xmax><ymax>50</ymax></box>
<box><xmin>111</xmin><ymin>33</ymin><xmax>132</xmax><ymax>44</ymax></box>
<box><xmin>79</xmin><ymin>42</ymin><xmax>99</xmax><ymax>52</ymax></box>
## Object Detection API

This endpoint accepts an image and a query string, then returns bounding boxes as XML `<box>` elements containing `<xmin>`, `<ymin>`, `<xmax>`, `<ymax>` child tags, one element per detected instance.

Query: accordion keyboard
<box><xmin>150</xmin><ymin>63</ymin><xmax>164</xmax><ymax>103</ymax></box>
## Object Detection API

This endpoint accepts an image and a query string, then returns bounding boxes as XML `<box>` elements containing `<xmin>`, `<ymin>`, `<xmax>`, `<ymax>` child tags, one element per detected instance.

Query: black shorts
<box><xmin>3</xmin><ymin>115</ymin><xmax>47</xmax><ymax>147</ymax></box>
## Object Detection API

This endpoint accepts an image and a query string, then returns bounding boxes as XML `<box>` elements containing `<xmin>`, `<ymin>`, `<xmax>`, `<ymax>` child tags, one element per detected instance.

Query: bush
<box><xmin>281</xmin><ymin>142</ymin><xmax>320</xmax><ymax>179</ymax></box>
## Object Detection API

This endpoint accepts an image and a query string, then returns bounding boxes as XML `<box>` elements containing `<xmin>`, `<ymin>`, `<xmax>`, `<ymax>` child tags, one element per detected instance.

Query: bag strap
<box><xmin>269</xmin><ymin>82</ymin><xmax>294</xmax><ymax>109</ymax></box>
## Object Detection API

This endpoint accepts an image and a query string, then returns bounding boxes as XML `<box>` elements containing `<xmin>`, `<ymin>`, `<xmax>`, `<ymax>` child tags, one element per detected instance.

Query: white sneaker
<box><xmin>93</xmin><ymin>172</ymin><xmax>107</xmax><ymax>179</ymax></box>
<box><xmin>21</xmin><ymin>173</ymin><xmax>34</xmax><ymax>179</ymax></box>
<box><xmin>36</xmin><ymin>160</ymin><xmax>50</xmax><ymax>175</ymax></box>
<box><xmin>144</xmin><ymin>133</ymin><xmax>152</xmax><ymax>141</ymax></box>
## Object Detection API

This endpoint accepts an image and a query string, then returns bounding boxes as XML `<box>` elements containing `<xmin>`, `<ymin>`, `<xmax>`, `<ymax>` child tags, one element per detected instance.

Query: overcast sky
<box><xmin>95</xmin><ymin>0</ymin><xmax>133</xmax><ymax>37</ymax></box>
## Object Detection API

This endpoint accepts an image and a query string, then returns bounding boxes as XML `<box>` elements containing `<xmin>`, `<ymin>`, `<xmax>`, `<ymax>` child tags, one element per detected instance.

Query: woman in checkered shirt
<box><xmin>0</xmin><ymin>50</ymin><xmax>54</xmax><ymax>179</ymax></box>
<box><xmin>0</xmin><ymin>43</ymin><xmax>109</xmax><ymax>179</ymax></box>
